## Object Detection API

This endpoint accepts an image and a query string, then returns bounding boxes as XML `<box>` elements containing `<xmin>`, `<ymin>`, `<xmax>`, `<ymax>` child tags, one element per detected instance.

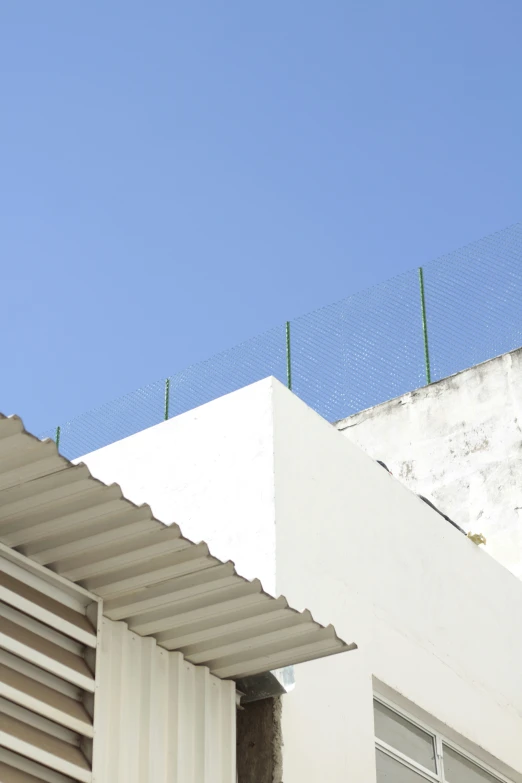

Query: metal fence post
<box><xmin>55</xmin><ymin>425</ymin><xmax>61</xmax><ymax>450</ymax></box>
<box><xmin>285</xmin><ymin>321</ymin><xmax>292</xmax><ymax>391</ymax></box>
<box><xmin>418</xmin><ymin>267</ymin><xmax>431</xmax><ymax>384</ymax></box>
<box><xmin>164</xmin><ymin>378</ymin><xmax>170</xmax><ymax>421</ymax></box>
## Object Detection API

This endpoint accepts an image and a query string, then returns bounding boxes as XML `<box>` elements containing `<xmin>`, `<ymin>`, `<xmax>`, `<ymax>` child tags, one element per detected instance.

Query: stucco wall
<box><xmin>335</xmin><ymin>347</ymin><xmax>522</xmax><ymax>579</ymax></box>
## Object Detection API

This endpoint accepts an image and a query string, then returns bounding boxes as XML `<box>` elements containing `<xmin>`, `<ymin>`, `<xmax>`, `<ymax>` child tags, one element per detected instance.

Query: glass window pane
<box><xmin>444</xmin><ymin>745</ymin><xmax>502</xmax><ymax>783</ymax></box>
<box><xmin>376</xmin><ymin>749</ymin><xmax>429</xmax><ymax>782</ymax></box>
<box><xmin>374</xmin><ymin>700</ymin><xmax>436</xmax><ymax>773</ymax></box>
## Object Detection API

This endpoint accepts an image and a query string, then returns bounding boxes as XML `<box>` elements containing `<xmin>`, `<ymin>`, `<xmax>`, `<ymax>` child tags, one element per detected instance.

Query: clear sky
<box><xmin>2</xmin><ymin>1</ymin><xmax>521</xmax><ymax>435</ymax></box>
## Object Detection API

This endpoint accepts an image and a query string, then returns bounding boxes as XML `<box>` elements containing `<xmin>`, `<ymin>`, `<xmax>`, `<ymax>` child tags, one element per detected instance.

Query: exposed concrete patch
<box><xmin>237</xmin><ymin>697</ymin><xmax>282</xmax><ymax>783</ymax></box>
<box><xmin>272</xmin><ymin>698</ymin><xmax>283</xmax><ymax>783</ymax></box>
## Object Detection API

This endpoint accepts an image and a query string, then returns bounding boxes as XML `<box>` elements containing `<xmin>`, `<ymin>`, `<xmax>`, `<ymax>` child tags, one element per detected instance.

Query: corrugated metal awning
<box><xmin>0</xmin><ymin>414</ymin><xmax>356</xmax><ymax>680</ymax></box>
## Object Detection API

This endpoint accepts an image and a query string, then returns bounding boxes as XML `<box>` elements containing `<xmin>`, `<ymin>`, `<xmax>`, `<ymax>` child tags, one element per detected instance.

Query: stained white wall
<box><xmin>93</xmin><ymin>617</ymin><xmax>236</xmax><ymax>783</ymax></box>
<box><xmin>79</xmin><ymin>378</ymin><xmax>522</xmax><ymax>782</ymax></box>
<box><xmin>335</xmin><ymin>347</ymin><xmax>522</xmax><ymax>579</ymax></box>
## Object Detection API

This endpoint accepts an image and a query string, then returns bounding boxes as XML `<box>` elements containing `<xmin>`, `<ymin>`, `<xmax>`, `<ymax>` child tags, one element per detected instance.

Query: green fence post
<box><xmin>55</xmin><ymin>425</ymin><xmax>61</xmax><ymax>450</ymax></box>
<box><xmin>285</xmin><ymin>321</ymin><xmax>292</xmax><ymax>391</ymax></box>
<box><xmin>164</xmin><ymin>378</ymin><xmax>170</xmax><ymax>421</ymax></box>
<box><xmin>418</xmin><ymin>267</ymin><xmax>431</xmax><ymax>384</ymax></box>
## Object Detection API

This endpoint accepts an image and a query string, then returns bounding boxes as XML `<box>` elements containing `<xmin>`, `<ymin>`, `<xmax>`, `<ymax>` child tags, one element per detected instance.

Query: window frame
<box><xmin>374</xmin><ymin>694</ymin><xmax>514</xmax><ymax>783</ymax></box>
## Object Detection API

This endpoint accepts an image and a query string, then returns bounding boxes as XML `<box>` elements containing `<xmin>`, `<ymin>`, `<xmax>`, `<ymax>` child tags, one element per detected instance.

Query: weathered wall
<box><xmin>335</xmin><ymin>347</ymin><xmax>522</xmax><ymax>578</ymax></box>
<box><xmin>236</xmin><ymin>698</ymin><xmax>282</xmax><ymax>783</ymax></box>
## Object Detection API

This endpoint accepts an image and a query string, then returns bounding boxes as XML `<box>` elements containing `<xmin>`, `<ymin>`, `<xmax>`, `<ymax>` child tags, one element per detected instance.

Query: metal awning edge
<box><xmin>0</xmin><ymin>413</ymin><xmax>356</xmax><ymax>679</ymax></box>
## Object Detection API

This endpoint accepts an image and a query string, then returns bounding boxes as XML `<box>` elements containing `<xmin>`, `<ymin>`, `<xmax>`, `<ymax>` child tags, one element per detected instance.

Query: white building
<box><xmin>71</xmin><ymin>375</ymin><xmax>522</xmax><ymax>783</ymax></box>
<box><xmin>0</xmin><ymin>412</ymin><xmax>353</xmax><ymax>783</ymax></box>
<box><xmin>3</xmin><ymin>358</ymin><xmax>522</xmax><ymax>782</ymax></box>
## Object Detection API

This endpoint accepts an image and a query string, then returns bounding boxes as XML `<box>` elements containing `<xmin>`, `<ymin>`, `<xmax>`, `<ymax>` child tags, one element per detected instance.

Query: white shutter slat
<box><xmin>0</xmin><ymin>619</ymin><xmax>94</xmax><ymax>694</ymax></box>
<box><xmin>0</xmin><ymin>555</ymin><xmax>98</xmax><ymax>782</ymax></box>
<box><xmin>0</xmin><ymin>664</ymin><xmax>93</xmax><ymax>738</ymax></box>
<box><xmin>0</xmin><ymin>714</ymin><xmax>90</xmax><ymax>783</ymax></box>
<box><xmin>0</xmin><ymin>575</ymin><xmax>96</xmax><ymax>649</ymax></box>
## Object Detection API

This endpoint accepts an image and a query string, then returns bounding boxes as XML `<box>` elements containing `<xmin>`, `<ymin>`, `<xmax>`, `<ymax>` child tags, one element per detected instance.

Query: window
<box><xmin>374</xmin><ymin>698</ymin><xmax>511</xmax><ymax>783</ymax></box>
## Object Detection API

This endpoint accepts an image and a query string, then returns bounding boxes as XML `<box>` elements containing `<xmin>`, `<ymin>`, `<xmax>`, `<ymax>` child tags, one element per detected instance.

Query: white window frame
<box><xmin>374</xmin><ymin>694</ymin><xmax>514</xmax><ymax>783</ymax></box>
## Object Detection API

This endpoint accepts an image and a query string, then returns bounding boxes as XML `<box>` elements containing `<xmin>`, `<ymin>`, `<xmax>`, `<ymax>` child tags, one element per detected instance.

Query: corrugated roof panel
<box><xmin>0</xmin><ymin>414</ymin><xmax>356</xmax><ymax>679</ymax></box>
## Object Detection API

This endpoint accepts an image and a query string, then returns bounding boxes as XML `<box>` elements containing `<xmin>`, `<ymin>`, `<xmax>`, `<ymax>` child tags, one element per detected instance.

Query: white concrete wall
<box><xmin>272</xmin><ymin>379</ymin><xmax>522</xmax><ymax>782</ymax></box>
<box><xmin>77</xmin><ymin>379</ymin><xmax>277</xmax><ymax>594</ymax></box>
<box><xmin>93</xmin><ymin>617</ymin><xmax>236</xmax><ymax>783</ymax></box>
<box><xmin>335</xmin><ymin>347</ymin><xmax>522</xmax><ymax>579</ymax></box>
<box><xmin>78</xmin><ymin>378</ymin><xmax>522</xmax><ymax>782</ymax></box>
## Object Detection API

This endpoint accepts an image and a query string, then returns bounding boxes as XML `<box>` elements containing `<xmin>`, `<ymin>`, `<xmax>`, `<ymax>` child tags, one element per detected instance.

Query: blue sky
<box><xmin>2</xmin><ymin>1</ymin><xmax>521</xmax><ymax>435</ymax></box>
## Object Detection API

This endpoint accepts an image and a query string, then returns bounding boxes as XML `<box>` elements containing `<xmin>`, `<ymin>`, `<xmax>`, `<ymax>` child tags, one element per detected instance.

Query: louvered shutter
<box><xmin>0</xmin><ymin>555</ymin><xmax>99</xmax><ymax>783</ymax></box>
